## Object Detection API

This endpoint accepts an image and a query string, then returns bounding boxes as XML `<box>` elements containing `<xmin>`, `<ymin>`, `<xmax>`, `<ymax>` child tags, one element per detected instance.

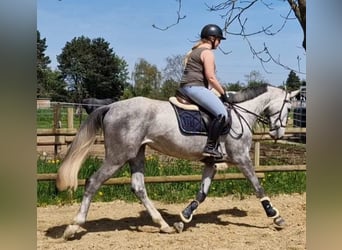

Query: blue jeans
<box><xmin>180</xmin><ymin>85</ymin><xmax>228</xmax><ymax>123</ymax></box>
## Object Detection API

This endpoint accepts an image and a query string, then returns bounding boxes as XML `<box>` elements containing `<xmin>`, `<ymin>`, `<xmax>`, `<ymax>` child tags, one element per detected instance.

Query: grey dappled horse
<box><xmin>56</xmin><ymin>84</ymin><xmax>300</xmax><ymax>240</ymax></box>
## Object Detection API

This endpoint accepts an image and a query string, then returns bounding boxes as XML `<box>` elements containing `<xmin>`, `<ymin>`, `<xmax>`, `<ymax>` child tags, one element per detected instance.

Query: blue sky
<box><xmin>37</xmin><ymin>0</ymin><xmax>306</xmax><ymax>86</ymax></box>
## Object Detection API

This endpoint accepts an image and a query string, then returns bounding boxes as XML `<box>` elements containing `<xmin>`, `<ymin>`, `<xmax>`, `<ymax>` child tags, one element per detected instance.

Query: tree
<box><xmin>224</xmin><ymin>82</ymin><xmax>244</xmax><ymax>92</ymax></box>
<box><xmin>37</xmin><ymin>30</ymin><xmax>51</xmax><ymax>98</ymax></box>
<box><xmin>245</xmin><ymin>70</ymin><xmax>268</xmax><ymax>87</ymax></box>
<box><xmin>287</xmin><ymin>0</ymin><xmax>306</xmax><ymax>50</ymax></box>
<box><xmin>160</xmin><ymin>78</ymin><xmax>179</xmax><ymax>100</ymax></box>
<box><xmin>132</xmin><ymin>58</ymin><xmax>162</xmax><ymax>98</ymax></box>
<box><xmin>42</xmin><ymin>69</ymin><xmax>69</xmax><ymax>102</ymax></box>
<box><xmin>57</xmin><ymin>36</ymin><xmax>129</xmax><ymax>102</ymax></box>
<box><xmin>162</xmin><ymin>54</ymin><xmax>185</xmax><ymax>82</ymax></box>
<box><xmin>121</xmin><ymin>84</ymin><xmax>135</xmax><ymax>100</ymax></box>
<box><xmin>159</xmin><ymin>54</ymin><xmax>184</xmax><ymax>99</ymax></box>
<box><xmin>37</xmin><ymin>30</ymin><xmax>68</xmax><ymax>101</ymax></box>
<box><xmin>285</xmin><ymin>70</ymin><xmax>301</xmax><ymax>91</ymax></box>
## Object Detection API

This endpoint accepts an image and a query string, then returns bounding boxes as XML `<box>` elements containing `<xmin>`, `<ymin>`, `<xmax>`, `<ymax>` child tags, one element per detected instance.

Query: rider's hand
<box><xmin>220</xmin><ymin>93</ymin><xmax>230</xmax><ymax>103</ymax></box>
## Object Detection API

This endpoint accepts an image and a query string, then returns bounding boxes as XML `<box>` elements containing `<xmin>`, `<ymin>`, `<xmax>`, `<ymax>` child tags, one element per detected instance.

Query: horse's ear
<box><xmin>289</xmin><ymin>89</ymin><xmax>300</xmax><ymax>98</ymax></box>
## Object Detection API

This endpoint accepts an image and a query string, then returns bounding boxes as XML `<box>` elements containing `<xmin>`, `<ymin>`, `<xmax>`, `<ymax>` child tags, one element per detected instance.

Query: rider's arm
<box><xmin>201</xmin><ymin>50</ymin><xmax>225</xmax><ymax>95</ymax></box>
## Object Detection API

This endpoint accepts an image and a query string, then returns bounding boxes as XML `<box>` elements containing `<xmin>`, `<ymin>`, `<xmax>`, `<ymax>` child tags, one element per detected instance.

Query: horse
<box><xmin>76</xmin><ymin>98</ymin><xmax>117</xmax><ymax>115</ymax></box>
<box><xmin>56</xmin><ymin>84</ymin><xmax>300</xmax><ymax>240</ymax></box>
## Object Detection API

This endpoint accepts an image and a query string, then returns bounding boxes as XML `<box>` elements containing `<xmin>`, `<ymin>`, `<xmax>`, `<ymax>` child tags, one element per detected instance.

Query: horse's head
<box><xmin>266</xmin><ymin>88</ymin><xmax>300</xmax><ymax>139</ymax></box>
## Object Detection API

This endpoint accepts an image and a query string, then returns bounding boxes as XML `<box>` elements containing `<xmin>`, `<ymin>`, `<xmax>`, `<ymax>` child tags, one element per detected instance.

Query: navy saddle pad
<box><xmin>170</xmin><ymin>103</ymin><xmax>230</xmax><ymax>136</ymax></box>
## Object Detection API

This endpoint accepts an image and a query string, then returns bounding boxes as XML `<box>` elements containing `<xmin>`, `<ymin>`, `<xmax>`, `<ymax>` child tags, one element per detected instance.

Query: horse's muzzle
<box><xmin>269</xmin><ymin>127</ymin><xmax>285</xmax><ymax>140</ymax></box>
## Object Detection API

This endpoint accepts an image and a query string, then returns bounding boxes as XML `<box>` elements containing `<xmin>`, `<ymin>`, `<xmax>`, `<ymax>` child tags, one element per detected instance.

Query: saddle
<box><xmin>169</xmin><ymin>89</ymin><xmax>231</xmax><ymax>136</ymax></box>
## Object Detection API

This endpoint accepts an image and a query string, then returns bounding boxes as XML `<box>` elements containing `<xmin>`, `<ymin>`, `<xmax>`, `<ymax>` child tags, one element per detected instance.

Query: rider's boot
<box><xmin>202</xmin><ymin>115</ymin><xmax>226</xmax><ymax>158</ymax></box>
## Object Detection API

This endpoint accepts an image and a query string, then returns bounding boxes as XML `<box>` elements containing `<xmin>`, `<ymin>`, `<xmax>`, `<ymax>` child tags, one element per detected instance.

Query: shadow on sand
<box><xmin>45</xmin><ymin>206</ymin><xmax>267</xmax><ymax>240</ymax></box>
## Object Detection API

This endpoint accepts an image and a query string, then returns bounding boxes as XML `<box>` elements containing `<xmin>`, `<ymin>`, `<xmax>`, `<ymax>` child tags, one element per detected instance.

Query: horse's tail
<box><xmin>56</xmin><ymin>105</ymin><xmax>110</xmax><ymax>191</ymax></box>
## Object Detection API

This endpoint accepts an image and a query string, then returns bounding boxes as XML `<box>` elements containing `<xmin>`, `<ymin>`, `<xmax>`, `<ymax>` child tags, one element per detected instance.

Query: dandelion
<box><xmin>98</xmin><ymin>191</ymin><xmax>103</xmax><ymax>196</ymax></box>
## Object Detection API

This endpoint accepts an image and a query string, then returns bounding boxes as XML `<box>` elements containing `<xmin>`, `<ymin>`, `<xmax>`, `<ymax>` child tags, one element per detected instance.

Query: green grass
<box><xmin>37</xmin><ymin>107</ymin><xmax>87</xmax><ymax>129</ymax></box>
<box><xmin>37</xmin><ymin>154</ymin><xmax>306</xmax><ymax>206</ymax></box>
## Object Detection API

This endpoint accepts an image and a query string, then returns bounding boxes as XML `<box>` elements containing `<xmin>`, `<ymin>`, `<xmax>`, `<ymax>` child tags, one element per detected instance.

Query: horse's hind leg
<box><xmin>129</xmin><ymin>146</ymin><xmax>175</xmax><ymax>233</ymax></box>
<box><xmin>180</xmin><ymin>163</ymin><xmax>217</xmax><ymax>223</ymax></box>
<box><xmin>63</xmin><ymin>159</ymin><xmax>124</xmax><ymax>240</ymax></box>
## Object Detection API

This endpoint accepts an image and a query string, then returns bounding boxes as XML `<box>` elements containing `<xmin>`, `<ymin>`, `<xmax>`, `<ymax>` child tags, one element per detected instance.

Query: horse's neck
<box><xmin>238</xmin><ymin>92</ymin><xmax>270</xmax><ymax>125</ymax></box>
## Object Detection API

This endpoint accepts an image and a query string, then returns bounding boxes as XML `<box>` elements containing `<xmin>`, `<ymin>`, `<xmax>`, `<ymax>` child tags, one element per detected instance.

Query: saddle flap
<box><xmin>169</xmin><ymin>97</ymin><xmax>199</xmax><ymax>111</ymax></box>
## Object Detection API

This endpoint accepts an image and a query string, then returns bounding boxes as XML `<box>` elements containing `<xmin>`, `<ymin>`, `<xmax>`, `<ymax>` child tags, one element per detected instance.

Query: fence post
<box><xmin>53</xmin><ymin>103</ymin><xmax>61</xmax><ymax>159</ymax></box>
<box><xmin>67</xmin><ymin>107</ymin><xmax>74</xmax><ymax>129</ymax></box>
<box><xmin>254</xmin><ymin>141</ymin><xmax>260</xmax><ymax>168</ymax></box>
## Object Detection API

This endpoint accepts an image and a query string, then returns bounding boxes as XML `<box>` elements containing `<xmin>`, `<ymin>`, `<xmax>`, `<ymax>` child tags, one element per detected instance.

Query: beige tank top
<box><xmin>180</xmin><ymin>47</ymin><xmax>209</xmax><ymax>88</ymax></box>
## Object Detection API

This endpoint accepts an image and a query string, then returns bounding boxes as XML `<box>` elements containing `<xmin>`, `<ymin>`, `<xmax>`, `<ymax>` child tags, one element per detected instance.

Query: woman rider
<box><xmin>179</xmin><ymin>24</ymin><xmax>229</xmax><ymax>158</ymax></box>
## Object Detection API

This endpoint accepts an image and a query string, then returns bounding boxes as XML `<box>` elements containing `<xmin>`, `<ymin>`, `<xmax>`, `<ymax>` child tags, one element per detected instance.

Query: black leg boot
<box><xmin>202</xmin><ymin>115</ymin><xmax>226</xmax><ymax>158</ymax></box>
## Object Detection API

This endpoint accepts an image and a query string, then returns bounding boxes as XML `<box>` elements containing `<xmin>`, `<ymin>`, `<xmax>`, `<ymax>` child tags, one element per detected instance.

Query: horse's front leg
<box><xmin>180</xmin><ymin>163</ymin><xmax>217</xmax><ymax>223</ymax></box>
<box><xmin>237</xmin><ymin>159</ymin><xmax>285</xmax><ymax>227</ymax></box>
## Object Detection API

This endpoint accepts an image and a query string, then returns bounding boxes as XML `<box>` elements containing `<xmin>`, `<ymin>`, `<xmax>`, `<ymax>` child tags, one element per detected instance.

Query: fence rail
<box><xmin>37</xmin><ymin>105</ymin><xmax>306</xmax><ymax>184</ymax></box>
<box><xmin>36</xmin><ymin>127</ymin><xmax>306</xmax><ymax>159</ymax></box>
<box><xmin>37</xmin><ymin>127</ymin><xmax>306</xmax><ymax>143</ymax></box>
<box><xmin>37</xmin><ymin>165</ymin><xmax>306</xmax><ymax>185</ymax></box>
<box><xmin>37</xmin><ymin>173</ymin><xmax>266</xmax><ymax>185</ymax></box>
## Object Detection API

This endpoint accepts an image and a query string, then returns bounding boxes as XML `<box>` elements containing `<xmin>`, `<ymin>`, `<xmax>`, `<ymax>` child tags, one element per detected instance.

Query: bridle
<box><xmin>267</xmin><ymin>91</ymin><xmax>290</xmax><ymax>132</ymax></box>
<box><xmin>226</xmin><ymin>91</ymin><xmax>290</xmax><ymax>138</ymax></box>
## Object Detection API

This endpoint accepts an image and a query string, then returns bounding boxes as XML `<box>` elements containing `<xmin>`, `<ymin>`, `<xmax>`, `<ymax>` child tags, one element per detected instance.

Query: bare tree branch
<box><xmin>217</xmin><ymin>46</ymin><xmax>232</xmax><ymax>55</ymax></box>
<box><xmin>152</xmin><ymin>0</ymin><xmax>186</xmax><ymax>31</ymax></box>
<box><xmin>206</xmin><ymin>0</ymin><xmax>305</xmax><ymax>74</ymax></box>
<box><xmin>152</xmin><ymin>0</ymin><xmax>306</xmax><ymax>75</ymax></box>
<box><xmin>265</xmin><ymin>7</ymin><xmax>293</xmax><ymax>35</ymax></box>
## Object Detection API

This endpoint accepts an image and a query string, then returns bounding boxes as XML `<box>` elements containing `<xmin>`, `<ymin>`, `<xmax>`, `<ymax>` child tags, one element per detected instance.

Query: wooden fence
<box><xmin>37</xmin><ymin>128</ymin><xmax>306</xmax><ymax>185</ymax></box>
<box><xmin>36</xmin><ymin>127</ymin><xmax>306</xmax><ymax>163</ymax></box>
<box><xmin>37</xmin><ymin>105</ymin><xmax>306</xmax><ymax>184</ymax></box>
<box><xmin>37</xmin><ymin>164</ymin><xmax>306</xmax><ymax>186</ymax></box>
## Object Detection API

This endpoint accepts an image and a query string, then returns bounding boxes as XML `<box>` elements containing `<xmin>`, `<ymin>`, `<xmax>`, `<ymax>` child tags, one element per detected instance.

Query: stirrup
<box><xmin>202</xmin><ymin>148</ymin><xmax>223</xmax><ymax>159</ymax></box>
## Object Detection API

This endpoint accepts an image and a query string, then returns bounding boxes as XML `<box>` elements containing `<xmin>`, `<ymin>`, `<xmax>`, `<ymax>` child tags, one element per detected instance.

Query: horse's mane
<box><xmin>229</xmin><ymin>84</ymin><xmax>269</xmax><ymax>103</ymax></box>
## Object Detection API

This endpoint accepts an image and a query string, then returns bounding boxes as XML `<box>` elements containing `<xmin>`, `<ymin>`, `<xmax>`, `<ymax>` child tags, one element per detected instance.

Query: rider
<box><xmin>179</xmin><ymin>24</ymin><xmax>229</xmax><ymax>158</ymax></box>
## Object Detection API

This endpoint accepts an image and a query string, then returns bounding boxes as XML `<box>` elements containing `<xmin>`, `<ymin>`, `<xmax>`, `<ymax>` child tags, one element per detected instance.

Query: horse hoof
<box><xmin>63</xmin><ymin>224</ymin><xmax>80</xmax><ymax>240</ymax></box>
<box><xmin>274</xmin><ymin>216</ymin><xmax>286</xmax><ymax>228</ymax></box>
<box><xmin>173</xmin><ymin>222</ymin><xmax>184</xmax><ymax>233</ymax></box>
<box><xmin>160</xmin><ymin>226</ymin><xmax>175</xmax><ymax>234</ymax></box>
<box><xmin>180</xmin><ymin>200</ymin><xmax>199</xmax><ymax>223</ymax></box>
<box><xmin>180</xmin><ymin>211</ymin><xmax>193</xmax><ymax>223</ymax></box>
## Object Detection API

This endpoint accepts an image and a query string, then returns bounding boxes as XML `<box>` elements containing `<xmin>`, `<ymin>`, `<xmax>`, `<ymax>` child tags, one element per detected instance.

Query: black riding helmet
<box><xmin>200</xmin><ymin>24</ymin><xmax>226</xmax><ymax>40</ymax></box>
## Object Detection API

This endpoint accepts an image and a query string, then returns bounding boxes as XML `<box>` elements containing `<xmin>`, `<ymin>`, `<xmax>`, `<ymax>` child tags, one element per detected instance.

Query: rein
<box><xmin>226</xmin><ymin>103</ymin><xmax>267</xmax><ymax>139</ymax></box>
<box><xmin>226</xmin><ymin>91</ymin><xmax>289</xmax><ymax>138</ymax></box>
